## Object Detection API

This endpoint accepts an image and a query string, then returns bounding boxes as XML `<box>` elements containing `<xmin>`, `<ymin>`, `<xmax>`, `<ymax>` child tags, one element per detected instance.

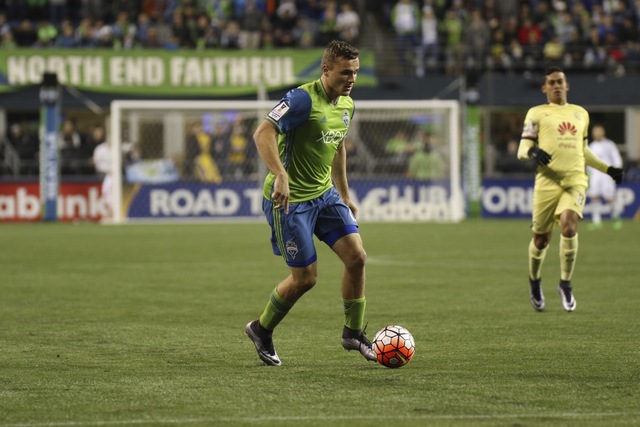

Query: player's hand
<box><xmin>528</xmin><ymin>147</ymin><xmax>552</xmax><ymax>166</ymax></box>
<box><xmin>271</xmin><ymin>173</ymin><xmax>290</xmax><ymax>214</ymax></box>
<box><xmin>344</xmin><ymin>198</ymin><xmax>359</xmax><ymax>219</ymax></box>
<box><xmin>607</xmin><ymin>166</ymin><xmax>624</xmax><ymax>184</ymax></box>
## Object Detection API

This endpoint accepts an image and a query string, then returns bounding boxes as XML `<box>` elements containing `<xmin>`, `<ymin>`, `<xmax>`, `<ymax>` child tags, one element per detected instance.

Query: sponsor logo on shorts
<box><xmin>286</xmin><ymin>241</ymin><xmax>298</xmax><ymax>259</ymax></box>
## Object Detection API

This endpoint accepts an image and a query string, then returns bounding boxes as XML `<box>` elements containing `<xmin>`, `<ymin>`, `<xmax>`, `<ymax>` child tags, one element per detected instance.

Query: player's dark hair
<box><xmin>543</xmin><ymin>66</ymin><xmax>564</xmax><ymax>83</ymax></box>
<box><xmin>322</xmin><ymin>40</ymin><xmax>359</xmax><ymax>67</ymax></box>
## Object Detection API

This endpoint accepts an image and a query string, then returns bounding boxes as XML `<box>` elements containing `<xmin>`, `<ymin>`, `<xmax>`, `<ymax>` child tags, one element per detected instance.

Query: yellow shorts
<box><xmin>531</xmin><ymin>183</ymin><xmax>587</xmax><ymax>234</ymax></box>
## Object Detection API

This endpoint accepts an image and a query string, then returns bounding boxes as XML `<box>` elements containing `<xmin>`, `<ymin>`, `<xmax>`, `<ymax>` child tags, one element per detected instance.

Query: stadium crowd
<box><xmin>2</xmin><ymin>0</ymin><xmax>640</xmax><ymax>179</ymax></box>
<box><xmin>0</xmin><ymin>0</ymin><xmax>638</xmax><ymax>76</ymax></box>
<box><xmin>0</xmin><ymin>0</ymin><xmax>361</xmax><ymax>50</ymax></box>
<box><xmin>381</xmin><ymin>0</ymin><xmax>640</xmax><ymax>76</ymax></box>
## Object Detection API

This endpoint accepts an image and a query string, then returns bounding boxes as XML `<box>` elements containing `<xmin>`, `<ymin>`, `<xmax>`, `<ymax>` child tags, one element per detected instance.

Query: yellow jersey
<box><xmin>519</xmin><ymin>103</ymin><xmax>590</xmax><ymax>187</ymax></box>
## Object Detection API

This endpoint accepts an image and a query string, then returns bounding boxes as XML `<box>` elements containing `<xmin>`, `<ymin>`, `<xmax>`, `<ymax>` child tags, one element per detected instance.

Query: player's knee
<box><xmin>294</xmin><ymin>272</ymin><xmax>317</xmax><ymax>293</ymax></box>
<box><xmin>345</xmin><ymin>248</ymin><xmax>367</xmax><ymax>272</ymax></box>
<box><xmin>533</xmin><ymin>234</ymin><xmax>549</xmax><ymax>249</ymax></box>
<box><xmin>561</xmin><ymin>223</ymin><xmax>577</xmax><ymax>237</ymax></box>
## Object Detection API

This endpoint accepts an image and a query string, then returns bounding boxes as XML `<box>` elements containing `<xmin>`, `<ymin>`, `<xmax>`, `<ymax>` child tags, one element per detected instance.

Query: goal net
<box><xmin>109</xmin><ymin>99</ymin><xmax>463</xmax><ymax>223</ymax></box>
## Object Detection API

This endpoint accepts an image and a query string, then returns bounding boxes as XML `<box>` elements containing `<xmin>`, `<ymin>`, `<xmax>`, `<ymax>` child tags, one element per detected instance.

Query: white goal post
<box><xmin>109</xmin><ymin>99</ymin><xmax>463</xmax><ymax>223</ymax></box>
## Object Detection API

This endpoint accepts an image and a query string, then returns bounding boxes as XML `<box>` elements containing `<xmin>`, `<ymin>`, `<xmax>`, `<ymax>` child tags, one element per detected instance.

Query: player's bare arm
<box><xmin>332</xmin><ymin>141</ymin><xmax>358</xmax><ymax>217</ymax></box>
<box><xmin>254</xmin><ymin>120</ymin><xmax>290</xmax><ymax>213</ymax></box>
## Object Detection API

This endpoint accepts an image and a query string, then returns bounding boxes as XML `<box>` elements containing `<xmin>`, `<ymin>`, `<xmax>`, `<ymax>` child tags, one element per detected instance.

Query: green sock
<box><xmin>258</xmin><ymin>287</ymin><xmax>294</xmax><ymax>331</ymax></box>
<box><xmin>343</xmin><ymin>297</ymin><xmax>366</xmax><ymax>331</ymax></box>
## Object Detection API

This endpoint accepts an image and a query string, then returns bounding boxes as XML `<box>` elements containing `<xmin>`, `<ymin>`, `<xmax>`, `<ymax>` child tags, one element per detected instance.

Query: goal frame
<box><xmin>109</xmin><ymin>99</ymin><xmax>462</xmax><ymax>223</ymax></box>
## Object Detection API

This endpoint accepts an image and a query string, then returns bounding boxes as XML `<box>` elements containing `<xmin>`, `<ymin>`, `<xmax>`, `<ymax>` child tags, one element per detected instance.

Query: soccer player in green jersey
<box><xmin>517</xmin><ymin>67</ymin><xmax>624</xmax><ymax>312</ymax></box>
<box><xmin>245</xmin><ymin>40</ymin><xmax>376</xmax><ymax>365</ymax></box>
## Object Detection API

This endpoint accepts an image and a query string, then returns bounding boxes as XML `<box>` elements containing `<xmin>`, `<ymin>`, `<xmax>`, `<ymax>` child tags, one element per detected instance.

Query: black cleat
<box><xmin>341</xmin><ymin>326</ymin><xmax>377</xmax><ymax>362</ymax></box>
<box><xmin>558</xmin><ymin>280</ymin><xmax>576</xmax><ymax>312</ymax></box>
<box><xmin>245</xmin><ymin>320</ymin><xmax>281</xmax><ymax>366</ymax></box>
<box><xmin>529</xmin><ymin>278</ymin><xmax>545</xmax><ymax>312</ymax></box>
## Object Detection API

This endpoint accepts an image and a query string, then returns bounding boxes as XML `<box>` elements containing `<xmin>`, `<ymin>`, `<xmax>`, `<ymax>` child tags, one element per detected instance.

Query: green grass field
<box><xmin>1</xmin><ymin>220</ymin><xmax>639</xmax><ymax>427</ymax></box>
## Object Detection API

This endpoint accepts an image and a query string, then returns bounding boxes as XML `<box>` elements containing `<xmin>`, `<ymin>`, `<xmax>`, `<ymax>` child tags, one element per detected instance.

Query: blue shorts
<box><xmin>263</xmin><ymin>187</ymin><xmax>359</xmax><ymax>267</ymax></box>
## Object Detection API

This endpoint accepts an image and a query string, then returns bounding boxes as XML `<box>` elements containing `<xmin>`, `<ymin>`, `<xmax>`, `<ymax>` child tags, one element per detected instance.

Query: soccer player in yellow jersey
<box><xmin>517</xmin><ymin>67</ymin><xmax>624</xmax><ymax>312</ymax></box>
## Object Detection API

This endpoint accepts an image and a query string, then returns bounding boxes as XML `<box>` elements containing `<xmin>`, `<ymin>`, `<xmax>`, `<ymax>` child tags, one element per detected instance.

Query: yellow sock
<box><xmin>559</xmin><ymin>234</ymin><xmax>578</xmax><ymax>281</ymax></box>
<box><xmin>529</xmin><ymin>239</ymin><xmax>547</xmax><ymax>280</ymax></box>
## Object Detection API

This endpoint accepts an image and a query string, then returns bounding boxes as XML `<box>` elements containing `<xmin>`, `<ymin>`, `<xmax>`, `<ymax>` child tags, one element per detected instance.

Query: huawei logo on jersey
<box><xmin>557</xmin><ymin>122</ymin><xmax>577</xmax><ymax>136</ymax></box>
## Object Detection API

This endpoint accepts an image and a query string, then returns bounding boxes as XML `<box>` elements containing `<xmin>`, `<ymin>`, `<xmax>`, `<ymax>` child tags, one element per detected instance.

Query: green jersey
<box><xmin>263</xmin><ymin>79</ymin><xmax>355</xmax><ymax>202</ymax></box>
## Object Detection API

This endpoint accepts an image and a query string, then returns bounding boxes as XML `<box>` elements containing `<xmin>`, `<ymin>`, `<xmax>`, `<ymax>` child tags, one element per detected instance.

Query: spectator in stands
<box><xmin>59</xmin><ymin>118</ymin><xmax>92</xmax><ymax>175</ymax></box>
<box><xmin>336</xmin><ymin>2</ymin><xmax>360</xmax><ymax>45</ymax></box>
<box><xmin>34</xmin><ymin>20</ymin><xmax>58</xmax><ymax>47</ymax></box>
<box><xmin>564</xmin><ymin>28</ymin><xmax>586</xmax><ymax>68</ymax></box>
<box><xmin>112</xmin><ymin>11</ymin><xmax>137</xmax><ymax>49</ymax></box>
<box><xmin>273</xmin><ymin>0</ymin><xmax>298</xmax><ymax>47</ymax></box>
<box><xmin>584</xmin><ymin>26</ymin><xmax>608</xmax><ymax>70</ymax></box>
<box><xmin>0</xmin><ymin>12</ymin><xmax>10</xmax><ymax>37</ymax></box>
<box><xmin>292</xmin><ymin>16</ymin><xmax>316</xmax><ymax>48</ymax></box>
<box><xmin>597</xmin><ymin>13</ymin><xmax>617</xmax><ymax>42</ymax></box>
<box><xmin>184</xmin><ymin>122</ymin><xmax>222</xmax><ymax>183</ymax></box>
<box><xmin>385</xmin><ymin>129</ymin><xmax>412</xmax><ymax>158</ymax></box>
<box><xmin>384</xmin><ymin>129</ymin><xmax>415</xmax><ymax>173</ymax></box>
<box><xmin>570</xmin><ymin>2</ymin><xmax>591</xmax><ymax>34</ymax></box>
<box><xmin>297</xmin><ymin>0</ymin><xmax>325</xmax><ymax>22</ymax></box>
<box><xmin>86</xmin><ymin>124</ymin><xmax>107</xmax><ymax>166</ymax></box>
<box><xmin>220</xmin><ymin>19</ymin><xmax>242</xmax><ymax>49</ymax></box>
<box><xmin>407</xmin><ymin>132</ymin><xmax>446</xmax><ymax>180</ymax></box>
<box><xmin>496</xmin><ymin>0</ymin><xmax>518</xmax><ymax>24</ymax></box>
<box><xmin>416</xmin><ymin>4</ymin><xmax>439</xmax><ymax>77</ymax></box>
<box><xmin>442</xmin><ymin>9</ymin><xmax>464</xmax><ymax>76</ymax></box>
<box><xmin>519</xmin><ymin>17</ymin><xmax>545</xmax><ymax>68</ymax></box>
<box><xmin>56</xmin><ymin>20</ymin><xmax>79</xmax><ymax>47</ymax></box>
<box><xmin>171</xmin><ymin>8</ymin><xmax>197</xmax><ymax>48</ymax></box>
<box><xmin>391</xmin><ymin>0</ymin><xmax>421</xmax><ymax>73</ymax></box>
<box><xmin>92</xmin><ymin>135</ymin><xmax>113</xmax><ymax>217</ymax></box>
<box><xmin>543</xmin><ymin>33</ymin><xmax>565</xmax><ymax>64</ymax></box>
<box><xmin>317</xmin><ymin>1</ymin><xmax>339</xmax><ymax>46</ymax></box>
<box><xmin>518</xmin><ymin>16</ymin><xmax>543</xmax><ymax>51</ymax></box>
<box><xmin>555</xmin><ymin>9</ymin><xmax>577</xmax><ymax>45</ymax></box>
<box><xmin>8</xmin><ymin>122</ymin><xmax>39</xmax><ymax>175</ymax></box>
<box><xmin>195</xmin><ymin>13</ymin><xmax>213</xmax><ymax>49</ymax></box>
<box><xmin>1</xmin><ymin>13</ymin><xmax>16</xmax><ymax>49</ymax></box>
<box><xmin>489</xmin><ymin>29</ymin><xmax>511</xmax><ymax>72</ymax></box>
<box><xmin>13</xmin><ymin>19</ymin><xmax>38</xmax><ymax>47</ymax></box>
<box><xmin>95</xmin><ymin>23</ymin><xmax>116</xmax><ymax>48</ymax></box>
<box><xmin>238</xmin><ymin>0</ymin><xmax>262</xmax><ymax>49</ymax></box>
<box><xmin>226</xmin><ymin>122</ymin><xmax>249</xmax><ymax>179</ymax></box>
<box><xmin>75</xmin><ymin>18</ymin><xmax>96</xmax><ymax>47</ymax></box>
<box><xmin>481</xmin><ymin>0</ymin><xmax>501</xmax><ymax>35</ymax></box>
<box><xmin>465</xmin><ymin>9</ymin><xmax>491</xmax><ymax>70</ymax></box>
<box><xmin>1</xmin><ymin>27</ymin><xmax>16</xmax><ymax>49</ymax></box>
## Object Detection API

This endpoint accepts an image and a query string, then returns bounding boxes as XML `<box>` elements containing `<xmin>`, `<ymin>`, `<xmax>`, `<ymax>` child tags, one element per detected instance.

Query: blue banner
<box><xmin>481</xmin><ymin>178</ymin><xmax>640</xmax><ymax>219</ymax></box>
<box><xmin>124</xmin><ymin>179</ymin><xmax>640</xmax><ymax>221</ymax></box>
<box><xmin>125</xmin><ymin>180</ymin><xmax>458</xmax><ymax>221</ymax></box>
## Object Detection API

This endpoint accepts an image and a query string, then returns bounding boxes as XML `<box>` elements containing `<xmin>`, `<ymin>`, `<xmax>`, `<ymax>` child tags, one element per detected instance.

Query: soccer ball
<box><xmin>372</xmin><ymin>325</ymin><xmax>415</xmax><ymax>368</ymax></box>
